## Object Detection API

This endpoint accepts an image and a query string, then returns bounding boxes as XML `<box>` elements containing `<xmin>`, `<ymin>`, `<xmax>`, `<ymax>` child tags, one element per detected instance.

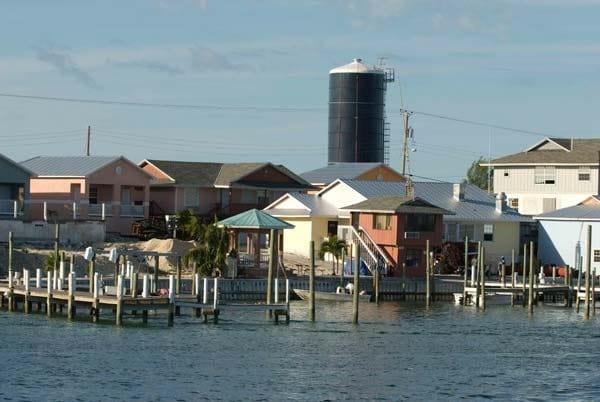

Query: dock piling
<box><xmin>352</xmin><ymin>241</ymin><xmax>360</xmax><ymax>325</ymax></box>
<box><xmin>68</xmin><ymin>271</ymin><xmax>75</xmax><ymax>320</ymax></box>
<box><xmin>168</xmin><ymin>275</ymin><xmax>175</xmax><ymax>327</ymax></box>
<box><xmin>585</xmin><ymin>225</ymin><xmax>592</xmax><ymax>319</ymax></box>
<box><xmin>528</xmin><ymin>241</ymin><xmax>535</xmax><ymax>314</ymax></box>
<box><xmin>309</xmin><ymin>240</ymin><xmax>315</xmax><ymax>322</ymax></box>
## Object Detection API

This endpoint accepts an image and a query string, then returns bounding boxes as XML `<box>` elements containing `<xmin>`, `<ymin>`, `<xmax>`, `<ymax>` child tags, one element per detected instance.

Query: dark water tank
<box><xmin>328</xmin><ymin>58</ymin><xmax>385</xmax><ymax>164</ymax></box>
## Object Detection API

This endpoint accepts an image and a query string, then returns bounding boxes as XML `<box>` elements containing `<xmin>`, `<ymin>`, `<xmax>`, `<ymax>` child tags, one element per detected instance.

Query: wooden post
<box><xmin>576</xmin><ymin>257</ymin><xmax>583</xmax><ymax>313</ymax></box>
<box><xmin>46</xmin><ymin>271</ymin><xmax>52</xmax><ymax>317</ymax></box>
<box><xmin>153</xmin><ymin>255</ymin><xmax>159</xmax><ymax>294</ymax></box>
<box><xmin>480</xmin><ymin>245</ymin><xmax>486</xmax><ymax>310</ymax></box>
<box><xmin>585</xmin><ymin>225</ymin><xmax>592</xmax><ymax>319</ymax></box>
<box><xmin>528</xmin><ymin>241</ymin><xmax>535</xmax><ymax>314</ymax></box>
<box><xmin>511</xmin><ymin>249</ymin><xmax>516</xmax><ymax>289</ymax></box>
<box><xmin>463</xmin><ymin>236</ymin><xmax>468</xmax><ymax>305</ymax></box>
<box><xmin>54</xmin><ymin>224</ymin><xmax>60</xmax><ymax>273</ymax></box>
<box><xmin>91</xmin><ymin>272</ymin><xmax>99</xmax><ymax>322</ymax></box>
<box><xmin>168</xmin><ymin>275</ymin><xmax>175</xmax><ymax>327</ymax></box>
<box><xmin>426</xmin><ymin>240</ymin><xmax>431</xmax><ymax>308</ymax></box>
<box><xmin>402</xmin><ymin>262</ymin><xmax>406</xmax><ymax>301</ymax></box>
<box><xmin>374</xmin><ymin>262</ymin><xmax>380</xmax><ymax>305</ymax></box>
<box><xmin>592</xmin><ymin>268</ymin><xmax>596</xmax><ymax>317</ymax></box>
<box><xmin>24</xmin><ymin>269</ymin><xmax>30</xmax><ymax>314</ymax></box>
<box><xmin>309</xmin><ymin>240</ymin><xmax>315</xmax><ymax>322</ymax></box>
<box><xmin>194</xmin><ymin>272</ymin><xmax>201</xmax><ymax>317</ymax></box>
<box><xmin>203</xmin><ymin>277</ymin><xmax>208</xmax><ymax>304</ymax></box>
<box><xmin>116</xmin><ymin>274</ymin><xmax>123</xmax><ymax>326</ymax></box>
<box><xmin>88</xmin><ymin>260</ymin><xmax>94</xmax><ymax>294</ymax></box>
<box><xmin>564</xmin><ymin>264</ymin><xmax>571</xmax><ymax>307</ymax></box>
<box><xmin>131</xmin><ymin>272</ymin><xmax>138</xmax><ymax>298</ymax></box>
<box><xmin>339</xmin><ymin>247</ymin><xmax>345</xmax><ymax>288</ymax></box>
<box><xmin>8</xmin><ymin>231</ymin><xmax>13</xmax><ymax>283</ymax></box>
<box><xmin>70</xmin><ymin>253</ymin><xmax>74</xmax><ymax>274</ymax></box>
<box><xmin>67</xmin><ymin>271</ymin><xmax>75</xmax><ymax>319</ymax></box>
<box><xmin>352</xmin><ymin>239</ymin><xmax>360</xmax><ymax>325</ymax></box>
<box><xmin>267</xmin><ymin>229</ymin><xmax>275</xmax><ymax>319</ymax></box>
<box><xmin>475</xmin><ymin>242</ymin><xmax>481</xmax><ymax>308</ymax></box>
<box><xmin>212</xmin><ymin>277</ymin><xmax>219</xmax><ymax>324</ymax></box>
<box><xmin>176</xmin><ymin>256</ymin><xmax>182</xmax><ymax>295</ymax></box>
<box><xmin>501</xmin><ymin>261</ymin><xmax>506</xmax><ymax>288</ymax></box>
<box><xmin>36</xmin><ymin>268</ymin><xmax>41</xmax><ymax>289</ymax></box>
<box><xmin>522</xmin><ymin>243</ymin><xmax>528</xmax><ymax>307</ymax></box>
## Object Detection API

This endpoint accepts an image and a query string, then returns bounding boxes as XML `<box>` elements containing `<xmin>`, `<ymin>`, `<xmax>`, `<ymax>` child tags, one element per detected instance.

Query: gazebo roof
<box><xmin>217</xmin><ymin>209</ymin><xmax>294</xmax><ymax>230</ymax></box>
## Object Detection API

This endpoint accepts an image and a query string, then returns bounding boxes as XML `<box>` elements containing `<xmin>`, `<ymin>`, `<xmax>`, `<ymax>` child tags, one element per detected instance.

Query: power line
<box><xmin>0</xmin><ymin>92</ymin><xmax>325</xmax><ymax>114</ymax></box>
<box><xmin>400</xmin><ymin>108</ymin><xmax>552</xmax><ymax>138</ymax></box>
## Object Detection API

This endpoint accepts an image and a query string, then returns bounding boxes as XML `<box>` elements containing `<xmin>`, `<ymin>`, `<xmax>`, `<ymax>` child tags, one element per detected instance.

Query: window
<box><xmin>406</xmin><ymin>214</ymin><xmax>435</xmax><ymax>232</ymax></box>
<box><xmin>183</xmin><ymin>187</ymin><xmax>199</xmax><ymax>207</ymax></box>
<box><xmin>444</xmin><ymin>223</ymin><xmax>457</xmax><ymax>242</ymax></box>
<box><xmin>373</xmin><ymin>214</ymin><xmax>392</xmax><ymax>230</ymax></box>
<box><xmin>579</xmin><ymin>166</ymin><xmax>591</xmax><ymax>181</ymax></box>
<box><xmin>89</xmin><ymin>187</ymin><xmax>98</xmax><ymax>204</ymax></box>
<box><xmin>534</xmin><ymin>166</ymin><xmax>555</xmax><ymax>184</ymax></box>
<box><xmin>459</xmin><ymin>224</ymin><xmax>474</xmax><ymax>241</ymax></box>
<box><xmin>405</xmin><ymin>249</ymin><xmax>422</xmax><ymax>268</ymax></box>
<box><xmin>327</xmin><ymin>221</ymin><xmax>338</xmax><ymax>236</ymax></box>
<box><xmin>594</xmin><ymin>249</ymin><xmax>600</xmax><ymax>263</ymax></box>
<box><xmin>483</xmin><ymin>224</ymin><xmax>494</xmax><ymax>241</ymax></box>
<box><xmin>509</xmin><ymin>198</ymin><xmax>519</xmax><ymax>209</ymax></box>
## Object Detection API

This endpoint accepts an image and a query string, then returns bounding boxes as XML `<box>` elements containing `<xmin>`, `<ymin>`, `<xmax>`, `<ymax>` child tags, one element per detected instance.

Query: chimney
<box><xmin>405</xmin><ymin>179</ymin><xmax>415</xmax><ymax>200</ymax></box>
<box><xmin>453</xmin><ymin>183</ymin><xmax>465</xmax><ymax>201</ymax></box>
<box><xmin>496</xmin><ymin>192</ymin><xmax>507</xmax><ymax>213</ymax></box>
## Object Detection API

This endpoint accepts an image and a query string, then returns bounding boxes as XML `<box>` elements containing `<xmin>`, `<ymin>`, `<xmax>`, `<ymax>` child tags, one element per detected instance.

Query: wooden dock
<box><xmin>0</xmin><ymin>273</ymin><xmax>290</xmax><ymax>326</ymax></box>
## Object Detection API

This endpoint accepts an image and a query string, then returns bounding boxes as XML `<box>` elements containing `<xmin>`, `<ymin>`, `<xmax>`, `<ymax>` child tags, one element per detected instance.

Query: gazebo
<box><xmin>217</xmin><ymin>209</ymin><xmax>294</xmax><ymax>273</ymax></box>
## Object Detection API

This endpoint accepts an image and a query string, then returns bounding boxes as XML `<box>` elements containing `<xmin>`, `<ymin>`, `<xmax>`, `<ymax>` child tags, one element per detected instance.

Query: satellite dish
<box><xmin>84</xmin><ymin>246</ymin><xmax>95</xmax><ymax>262</ymax></box>
<box><xmin>108</xmin><ymin>248</ymin><xmax>119</xmax><ymax>263</ymax></box>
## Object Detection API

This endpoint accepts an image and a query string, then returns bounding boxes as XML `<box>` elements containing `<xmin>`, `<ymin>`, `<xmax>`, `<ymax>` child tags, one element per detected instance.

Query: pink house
<box><xmin>21</xmin><ymin>156</ymin><xmax>152</xmax><ymax>235</ymax></box>
<box><xmin>139</xmin><ymin>160</ymin><xmax>312</xmax><ymax>218</ymax></box>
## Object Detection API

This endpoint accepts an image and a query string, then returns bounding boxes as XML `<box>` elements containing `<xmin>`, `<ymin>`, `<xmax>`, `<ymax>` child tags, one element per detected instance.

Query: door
<box><xmin>121</xmin><ymin>188</ymin><xmax>131</xmax><ymax>205</ymax></box>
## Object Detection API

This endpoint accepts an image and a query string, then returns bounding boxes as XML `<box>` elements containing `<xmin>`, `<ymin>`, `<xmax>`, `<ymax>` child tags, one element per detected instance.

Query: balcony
<box><xmin>88</xmin><ymin>203</ymin><xmax>113</xmax><ymax>217</ymax></box>
<box><xmin>120</xmin><ymin>204</ymin><xmax>144</xmax><ymax>217</ymax></box>
<box><xmin>0</xmin><ymin>199</ymin><xmax>20</xmax><ymax>217</ymax></box>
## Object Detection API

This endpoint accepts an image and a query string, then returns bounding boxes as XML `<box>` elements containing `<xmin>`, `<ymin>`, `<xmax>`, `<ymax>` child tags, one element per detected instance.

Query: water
<box><xmin>2</xmin><ymin>302</ymin><xmax>600</xmax><ymax>401</ymax></box>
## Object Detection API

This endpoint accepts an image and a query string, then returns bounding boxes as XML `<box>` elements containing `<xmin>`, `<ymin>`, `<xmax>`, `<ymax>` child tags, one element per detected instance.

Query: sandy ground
<box><xmin>0</xmin><ymin>237</ymin><xmax>320</xmax><ymax>278</ymax></box>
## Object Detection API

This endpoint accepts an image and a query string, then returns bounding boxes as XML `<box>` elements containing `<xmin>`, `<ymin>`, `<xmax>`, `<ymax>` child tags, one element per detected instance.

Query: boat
<box><xmin>293</xmin><ymin>288</ymin><xmax>372</xmax><ymax>302</ymax></box>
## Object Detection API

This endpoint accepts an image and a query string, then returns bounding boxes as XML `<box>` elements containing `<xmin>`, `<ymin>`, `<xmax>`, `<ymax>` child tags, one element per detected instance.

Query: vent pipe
<box><xmin>453</xmin><ymin>183</ymin><xmax>465</xmax><ymax>201</ymax></box>
<box><xmin>496</xmin><ymin>192</ymin><xmax>507</xmax><ymax>213</ymax></box>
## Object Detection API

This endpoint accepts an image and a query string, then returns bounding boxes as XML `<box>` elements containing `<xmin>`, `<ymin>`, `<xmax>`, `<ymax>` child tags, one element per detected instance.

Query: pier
<box><xmin>0</xmin><ymin>273</ymin><xmax>291</xmax><ymax>326</ymax></box>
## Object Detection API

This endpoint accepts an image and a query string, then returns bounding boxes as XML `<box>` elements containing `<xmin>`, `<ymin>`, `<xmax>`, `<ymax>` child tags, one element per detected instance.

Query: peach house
<box><xmin>21</xmin><ymin>156</ymin><xmax>152</xmax><ymax>235</ymax></box>
<box><xmin>343</xmin><ymin>195</ymin><xmax>451</xmax><ymax>277</ymax></box>
<box><xmin>139</xmin><ymin>160</ymin><xmax>312</xmax><ymax>218</ymax></box>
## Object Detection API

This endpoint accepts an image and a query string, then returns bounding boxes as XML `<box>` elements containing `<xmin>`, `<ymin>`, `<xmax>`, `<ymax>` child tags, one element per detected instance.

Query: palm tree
<box><xmin>183</xmin><ymin>219</ymin><xmax>229</xmax><ymax>277</ymax></box>
<box><xmin>319</xmin><ymin>236</ymin><xmax>347</xmax><ymax>275</ymax></box>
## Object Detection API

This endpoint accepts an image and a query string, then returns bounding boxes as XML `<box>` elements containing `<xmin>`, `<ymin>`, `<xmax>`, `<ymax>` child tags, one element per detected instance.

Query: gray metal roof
<box><xmin>534</xmin><ymin>204</ymin><xmax>600</xmax><ymax>221</ymax></box>
<box><xmin>344</xmin><ymin>196</ymin><xmax>453</xmax><ymax>215</ymax></box>
<box><xmin>343</xmin><ymin>180</ymin><xmax>531</xmax><ymax>222</ymax></box>
<box><xmin>266</xmin><ymin>193</ymin><xmax>340</xmax><ymax>217</ymax></box>
<box><xmin>20</xmin><ymin>156</ymin><xmax>119</xmax><ymax>176</ymax></box>
<box><xmin>301</xmin><ymin>162</ymin><xmax>388</xmax><ymax>184</ymax></box>
<box><xmin>486</xmin><ymin>138</ymin><xmax>600</xmax><ymax>165</ymax></box>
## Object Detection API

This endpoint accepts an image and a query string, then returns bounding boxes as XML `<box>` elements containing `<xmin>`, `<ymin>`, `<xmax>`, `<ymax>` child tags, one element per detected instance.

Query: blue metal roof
<box><xmin>535</xmin><ymin>205</ymin><xmax>600</xmax><ymax>221</ymax></box>
<box><xmin>343</xmin><ymin>180</ymin><xmax>531</xmax><ymax>222</ymax></box>
<box><xmin>300</xmin><ymin>163</ymin><xmax>386</xmax><ymax>184</ymax></box>
<box><xmin>21</xmin><ymin>156</ymin><xmax>119</xmax><ymax>177</ymax></box>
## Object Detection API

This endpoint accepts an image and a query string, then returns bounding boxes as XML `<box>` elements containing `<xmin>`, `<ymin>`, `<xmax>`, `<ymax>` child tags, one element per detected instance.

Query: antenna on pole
<box><xmin>86</xmin><ymin>125</ymin><xmax>91</xmax><ymax>157</ymax></box>
<box><xmin>400</xmin><ymin>109</ymin><xmax>413</xmax><ymax>177</ymax></box>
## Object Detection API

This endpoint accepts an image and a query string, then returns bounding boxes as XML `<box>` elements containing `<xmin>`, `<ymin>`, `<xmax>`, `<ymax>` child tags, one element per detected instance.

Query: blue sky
<box><xmin>2</xmin><ymin>0</ymin><xmax>600</xmax><ymax>181</ymax></box>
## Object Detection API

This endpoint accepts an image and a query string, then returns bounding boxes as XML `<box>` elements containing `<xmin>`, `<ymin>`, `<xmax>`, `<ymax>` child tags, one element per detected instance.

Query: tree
<box><xmin>466</xmin><ymin>157</ymin><xmax>493</xmax><ymax>191</ymax></box>
<box><xmin>176</xmin><ymin>209</ymin><xmax>201</xmax><ymax>240</ymax></box>
<box><xmin>437</xmin><ymin>242</ymin><xmax>463</xmax><ymax>274</ymax></box>
<box><xmin>319</xmin><ymin>236</ymin><xmax>347</xmax><ymax>275</ymax></box>
<box><xmin>183</xmin><ymin>219</ymin><xmax>229</xmax><ymax>277</ymax></box>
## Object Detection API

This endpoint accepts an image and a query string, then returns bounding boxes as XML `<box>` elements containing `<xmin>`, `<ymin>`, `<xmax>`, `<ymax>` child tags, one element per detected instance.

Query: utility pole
<box><xmin>401</xmin><ymin>110</ymin><xmax>412</xmax><ymax>176</ymax></box>
<box><xmin>86</xmin><ymin>125</ymin><xmax>91</xmax><ymax>156</ymax></box>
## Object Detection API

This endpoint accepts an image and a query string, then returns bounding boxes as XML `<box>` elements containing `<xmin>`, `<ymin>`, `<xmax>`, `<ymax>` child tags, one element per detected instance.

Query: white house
<box><xmin>483</xmin><ymin>137</ymin><xmax>600</xmax><ymax>216</ymax></box>
<box><xmin>264</xmin><ymin>179</ymin><xmax>533</xmax><ymax>267</ymax></box>
<box><xmin>535</xmin><ymin>196</ymin><xmax>600</xmax><ymax>269</ymax></box>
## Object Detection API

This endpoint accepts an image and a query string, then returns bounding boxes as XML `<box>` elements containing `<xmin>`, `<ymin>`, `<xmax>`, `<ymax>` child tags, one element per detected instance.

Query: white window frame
<box><xmin>483</xmin><ymin>224</ymin><xmax>493</xmax><ymax>242</ymax></box>
<box><xmin>534</xmin><ymin>166</ymin><xmax>556</xmax><ymax>185</ymax></box>
<box><xmin>594</xmin><ymin>249</ymin><xmax>600</xmax><ymax>263</ymax></box>
<box><xmin>509</xmin><ymin>198</ymin><xmax>519</xmax><ymax>209</ymax></box>
<box><xmin>578</xmin><ymin>166</ymin><xmax>591</xmax><ymax>181</ymax></box>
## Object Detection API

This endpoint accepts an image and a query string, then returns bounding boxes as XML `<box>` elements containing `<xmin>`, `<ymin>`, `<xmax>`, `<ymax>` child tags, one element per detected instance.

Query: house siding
<box><xmin>537</xmin><ymin>219</ymin><xmax>600</xmax><ymax>268</ymax></box>
<box><xmin>494</xmin><ymin>166</ymin><xmax>599</xmax><ymax>215</ymax></box>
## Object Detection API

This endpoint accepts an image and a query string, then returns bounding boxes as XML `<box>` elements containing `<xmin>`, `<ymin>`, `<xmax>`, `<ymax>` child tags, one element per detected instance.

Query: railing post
<box><xmin>13</xmin><ymin>200</ymin><xmax>17</xmax><ymax>218</ymax></box>
<box><xmin>43</xmin><ymin>201</ymin><xmax>47</xmax><ymax>221</ymax></box>
<box><xmin>101</xmin><ymin>203</ymin><xmax>106</xmax><ymax>220</ymax></box>
<box><xmin>73</xmin><ymin>202</ymin><xmax>77</xmax><ymax>220</ymax></box>
<box><xmin>213</xmin><ymin>278</ymin><xmax>218</xmax><ymax>310</ymax></box>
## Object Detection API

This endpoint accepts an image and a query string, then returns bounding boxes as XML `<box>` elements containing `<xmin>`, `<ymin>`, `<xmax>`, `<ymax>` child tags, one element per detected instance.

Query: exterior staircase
<box><xmin>338</xmin><ymin>225</ymin><xmax>395</xmax><ymax>275</ymax></box>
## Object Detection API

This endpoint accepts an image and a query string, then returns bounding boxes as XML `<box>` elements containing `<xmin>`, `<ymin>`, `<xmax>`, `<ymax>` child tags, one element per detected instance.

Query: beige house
<box><xmin>482</xmin><ymin>137</ymin><xmax>600</xmax><ymax>216</ymax></box>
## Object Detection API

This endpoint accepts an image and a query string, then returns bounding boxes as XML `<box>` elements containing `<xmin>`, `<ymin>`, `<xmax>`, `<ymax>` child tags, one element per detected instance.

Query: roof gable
<box><xmin>21</xmin><ymin>156</ymin><xmax>120</xmax><ymax>177</ymax></box>
<box><xmin>488</xmin><ymin>138</ymin><xmax>600</xmax><ymax>166</ymax></box>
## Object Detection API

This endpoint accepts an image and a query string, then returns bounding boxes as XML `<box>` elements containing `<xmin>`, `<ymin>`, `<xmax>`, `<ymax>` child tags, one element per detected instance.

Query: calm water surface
<box><xmin>1</xmin><ymin>302</ymin><xmax>600</xmax><ymax>401</ymax></box>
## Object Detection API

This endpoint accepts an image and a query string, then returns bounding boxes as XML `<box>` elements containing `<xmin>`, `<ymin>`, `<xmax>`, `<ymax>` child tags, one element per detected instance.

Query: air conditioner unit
<box><xmin>404</xmin><ymin>232</ymin><xmax>420</xmax><ymax>240</ymax></box>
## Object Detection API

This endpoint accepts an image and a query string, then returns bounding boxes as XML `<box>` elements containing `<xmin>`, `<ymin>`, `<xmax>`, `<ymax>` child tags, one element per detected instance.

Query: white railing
<box><xmin>88</xmin><ymin>203</ymin><xmax>113</xmax><ymax>217</ymax></box>
<box><xmin>359</xmin><ymin>226</ymin><xmax>394</xmax><ymax>273</ymax></box>
<box><xmin>338</xmin><ymin>225</ymin><xmax>383</xmax><ymax>275</ymax></box>
<box><xmin>120</xmin><ymin>204</ymin><xmax>144</xmax><ymax>217</ymax></box>
<box><xmin>0</xmin><ymin>199</ymin><xmax>19</xmax><ymax>217</ymax></box>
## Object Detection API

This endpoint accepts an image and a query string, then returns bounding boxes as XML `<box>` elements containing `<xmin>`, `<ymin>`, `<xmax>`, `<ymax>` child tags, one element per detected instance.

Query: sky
<box><xmin>2</xmin><ymin>0</ymin><xmax>600</xmax><ymax>182</ymax></box>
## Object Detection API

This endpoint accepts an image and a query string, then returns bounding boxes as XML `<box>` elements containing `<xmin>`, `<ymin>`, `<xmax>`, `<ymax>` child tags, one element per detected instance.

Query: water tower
<box><xmin>328</xmin><ymin>58</ymin><xmax>394</xmax><ymax>164</ymax></box>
